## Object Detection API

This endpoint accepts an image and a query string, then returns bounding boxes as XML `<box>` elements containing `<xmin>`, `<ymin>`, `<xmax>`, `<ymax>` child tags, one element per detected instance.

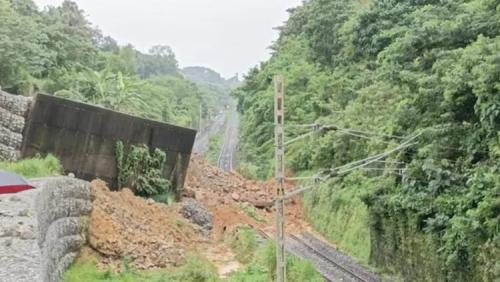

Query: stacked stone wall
<box><xmin>0</xmin><ymin>90</ymin><xmax>31</xmax><ymax>161</ymax></box>
<box><xmin>34</xmin><ymin>177</ymin><xmax>92</xmax><ymax>282</ymax></box>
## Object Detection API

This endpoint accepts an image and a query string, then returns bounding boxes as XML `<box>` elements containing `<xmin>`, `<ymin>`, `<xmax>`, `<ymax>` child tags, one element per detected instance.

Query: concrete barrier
<box><xmin>34</xmin><ymin>177</ymin><xmax>92</xmax><ymax>282</ymax></box>
<box><xmin>22</xmin><ymin>94</ymin><xmax>196</xmax><ymax>192</ymax></box>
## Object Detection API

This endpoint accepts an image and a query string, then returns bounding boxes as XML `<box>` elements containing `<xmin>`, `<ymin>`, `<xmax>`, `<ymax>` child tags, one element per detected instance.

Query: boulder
<box><xmin>180</xmin><ymin>199</ymin><xmax>213</xmax><ymax>234</ymax></box>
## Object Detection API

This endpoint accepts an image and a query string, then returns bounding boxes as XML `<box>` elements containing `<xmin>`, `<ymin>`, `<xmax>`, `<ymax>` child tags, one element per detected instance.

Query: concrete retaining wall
<box><xmin>22</xmin><ymin>94</ymin><xmax>196</xmax><ymax>191</ymax></box>
<box><xmin>0</xmin><ymin>90</ymin><xmax>31</xmax><ymax>161</ymax></box>
<box><xmin>34</xmin><ymin>177</ymin><xmax>92</xmax><ymax>282</ymax></box>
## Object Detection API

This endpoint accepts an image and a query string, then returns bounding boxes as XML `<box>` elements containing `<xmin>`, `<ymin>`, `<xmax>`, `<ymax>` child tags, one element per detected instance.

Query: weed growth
<box><xmin>239</xmin><ymin>203</ymin><xmax>267</xmax><ymax>223</ymax></box>
<box><xmin>230</xmin><ymin>241</ymin><xmax>324</xmax><ymax>282</ymax></box>
<box><xmin>0</xmin><ymin>154</ymin><xmax>62</xmax><ymax>178</ymax></box>
<box><xmin>64</xmin><ymin>254</ymin><xmax>220</xmax><ymax>282</ymax></box>
<box><xmin>229</xmin><ymin>226</ymin><xmax>258</xmax><ymax>264</ymax></box>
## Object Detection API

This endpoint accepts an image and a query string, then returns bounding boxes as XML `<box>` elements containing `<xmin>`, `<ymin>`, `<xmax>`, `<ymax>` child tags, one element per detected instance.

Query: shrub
<box><xmin>115</xmin><ymin>140</ymin><xmax>171</xmax><ymax>197</ymax></box>
<box><xmin>0</xmin><ymin>154</ymin><xmax>62</xmax><ymax>178</ymax></box>
<box><xmin>171</xmin><ymin>254</ymin><xmax>220</xmax><ymax>282</ymax></box>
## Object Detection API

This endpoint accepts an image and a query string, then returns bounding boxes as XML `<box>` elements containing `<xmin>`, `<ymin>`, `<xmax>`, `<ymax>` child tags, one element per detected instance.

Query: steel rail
<box><xmin>288</xmin><ymin>234</ymin><xmax>368</xmax><ymax>282</ymax></box>
<box><xmin>256</xmin><ymin>229</ymin><xmax>333</xmax><ymax>282</ymax></box>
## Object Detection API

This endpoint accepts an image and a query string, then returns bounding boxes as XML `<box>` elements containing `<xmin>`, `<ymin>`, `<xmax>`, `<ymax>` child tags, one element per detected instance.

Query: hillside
<box><xmin>233</xmin><ymin>0</ymin><xmax>500</xmax><ymax>281</ymax></box>
<box><xmin>0</xmin><ymin>0</ymin><xmax>498</xmax><ymax>281</ymax></box>
<box><xmin>0</xmin><ymin>0</ymin><xmax>222</xmax><ymax>129</ymax></box>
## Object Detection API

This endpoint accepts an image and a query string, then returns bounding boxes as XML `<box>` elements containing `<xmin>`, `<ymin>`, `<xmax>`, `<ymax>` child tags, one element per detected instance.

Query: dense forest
<box><xmin>0</xmin><ymin>0</ymin><xmax>233</xmax><ymax>128</ymax></box>
<box><xmin>234</xmin><ymin>0</ymin><xmax>499</xmax><ymax>281</ymax></box>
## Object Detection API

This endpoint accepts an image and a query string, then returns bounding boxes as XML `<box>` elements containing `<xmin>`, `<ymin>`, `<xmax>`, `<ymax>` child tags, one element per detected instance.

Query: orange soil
<box><xmin>186</xmin><ymin>153</ymin><xmax>313</xmax><ymax>237</ymax></box>
<box><xmin>85</xmin><ymin>153</ymin><xmax>312</xmax><ymax>274</ymax></box>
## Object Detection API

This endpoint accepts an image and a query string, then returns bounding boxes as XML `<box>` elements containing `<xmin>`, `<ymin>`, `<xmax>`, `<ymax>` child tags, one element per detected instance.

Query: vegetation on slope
<box><xmin>0</xmin><ymin>0</ymin><xmax>229</xmax><ymax>128</ymax></box>
<box><xmin>229</xmin><ymin>240</ymin><xmax>324</xmax><ymax>282</ymax></box>
<box><xmin>65</xmin><ymin>236</ymin><xmax>322</xmax><ymax>282</ymax></box>
<box><xmin>0</xmin><ymin>154</ymin><xmax>62</xmax><ymax>178</ymax></box>
<box><xmin>64</xmin><ymin>254</ymin><xmax>220</xmax><ymax>282</ymax></box>
<box><xmin>234</xmin><ymin>0</ymin><xmax>500</xmax><ymax>280</ymax></box>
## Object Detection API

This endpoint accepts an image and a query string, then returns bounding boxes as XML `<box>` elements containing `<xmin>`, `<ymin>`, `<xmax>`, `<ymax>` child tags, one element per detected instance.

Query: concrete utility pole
<box><xmin>274</xmin><ymin>75</ymin><xmax>286</xmax><ymax>282</ymax></box>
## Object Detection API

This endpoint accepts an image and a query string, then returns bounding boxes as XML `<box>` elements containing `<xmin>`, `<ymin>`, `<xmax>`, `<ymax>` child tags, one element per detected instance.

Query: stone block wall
<box><xmin>0</xmin><ymin>90</ymin><xmax>31</xmax><ymax>161</ymax></box>
<box><xmin>34</xmin><ymin>177</ymin><xmax>92</xmax><ymax>282</ymax></box>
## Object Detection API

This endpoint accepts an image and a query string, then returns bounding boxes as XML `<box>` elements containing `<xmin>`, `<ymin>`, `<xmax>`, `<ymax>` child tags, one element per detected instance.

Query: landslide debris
<box><xmin>180</xmin><ymin>198</ymin><xmax>213</xmax><ymax>235</ymax></box>
<box><xmin>185</xmin><ymin>153</ymin><xmax>277</xmax><ymax>207</ymax></box>
<box><xmin>185</xmin><ymin>154</ymin><xmax>310</xmax><ymax>237</ymax></box>
<box><xmin>87</xmin><ymin>180</ymin><xmax>203</xmax><ymax>270</ymax></box>
<box><xmin>84</xmin><ymin>154</ymin><xmax>311</xmax><ymax>275</ymax></box>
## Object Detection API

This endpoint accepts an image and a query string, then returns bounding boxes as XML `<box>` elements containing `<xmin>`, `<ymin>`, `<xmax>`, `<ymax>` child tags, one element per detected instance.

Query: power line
<box><xmin>327</xmin><ymin>136</ymin><xmax>417</xmax><ymax>174</ymax></box>
<box><xmin>282</xmin><ymin>132</ymin><xmax>421</xmax><ymax>200</ymax></box>
<box><xmin>284</xmin><ymin>131</ymin><xmax>316</xmax><ymax>145</ymax></box>
<box><xmin>335</xmin><ymin>128</ymin><xmax>396</xmax><ymax>144</ymax></box>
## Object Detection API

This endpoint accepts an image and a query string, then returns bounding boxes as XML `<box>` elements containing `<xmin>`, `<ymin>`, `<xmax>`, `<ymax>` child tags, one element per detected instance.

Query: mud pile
<box><xmin>185</xmin><ymin>153</ymin><xmax>280</xmax><ymax>206</ymax></box>
<box><xmin>87</xmin><ymin>180</ymin><xmax>203</xmax><ymax>270</ymax></box>
<box><xmin>185</xmin><ymin>154</ymin><xmax>309</xmax><ymax>236</ymax></box>
<box><xmin>84</xmin><ymin>155</ymin><xmax>310</xmax><ymax>273</ymax></box>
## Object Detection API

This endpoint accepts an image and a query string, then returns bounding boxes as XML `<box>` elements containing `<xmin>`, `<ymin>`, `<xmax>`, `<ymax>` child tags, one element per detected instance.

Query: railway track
<box><xmin>257</xmin><ymin>229</ymin><xmax>381</xmax><ymax>282</ymax></box>
<box><xmin>217</xmin><ymin>112</ymin><xmax>238</xmax><ymax>171</ymax></box>
<box><xmin>288</xmin><ymin>234</ymin><xmax>381</xmax><ymax>282</ymax></box>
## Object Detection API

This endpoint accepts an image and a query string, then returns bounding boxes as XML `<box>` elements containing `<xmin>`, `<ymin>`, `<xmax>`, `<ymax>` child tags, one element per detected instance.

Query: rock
<box><xmin>147</xmin><ymin>198</ymin><xmax>155</xmax><ymax>205</ymax></box>
<box><xmin>68</xmin><ymin>173</ymin><xmax>75</xmax><ymax>178</ymax></box>
<box><xmin>0</xmin><ymin>225</ymin><xmax>15</xmax><ymax>237</ymax></box>
<box><xmin>181</xmin><ymin>188</ymin><xmax>195</xmax><ymax>199</ymax></box>
<box><xmin>251</xmin><ymin>200</ymin><xmax>274</xmax><ymax>209</ymax></box>
<box><xmin>180</xmin><ymin>199</ymin><xmax>213</xmax><ymax>234</ymax></box>
<box><xmin>18</xmin><ymin>209</ymin><xmax>30</xmax><ymax>217</ymax></box>
<box><xmin>18</xmin><ymin>225</ymin><xmax>35</xmax><ymax>240</ymax></box>
<box><xmin>3</xmin><ymin>238</ymin><xmax>12</xmax><ymax>247</ymax></box>
<box><xmin>9</xmin><ymin>195</ymin><xmax>21</xmax><ymax>202</ymax></box>
<box><xmin>231</xmin><ymin>193</ymin><xmax>240</xmax><ymax>201</ymax></box>
<box><xmin>194</xmin><ymin>191</ymin><xmax>205</xmax><ymax>201</ymax></box>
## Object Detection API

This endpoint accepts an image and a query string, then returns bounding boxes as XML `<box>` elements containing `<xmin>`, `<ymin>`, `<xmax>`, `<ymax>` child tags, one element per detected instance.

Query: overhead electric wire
<box><xmin>282</xmin><ymin>132</ymin><xmax>421</xmax><ymax>200</ymax></box>
<box><xmin>332</xmin><ymin>134</ymin><xmax>420</xmax><ymax>175</ymax></box>
<box><xmin>284</xmin><ymin>131</ymin><xmax>316</xmax><ymax>145</ymax></box>
<box><xmin>335</xmin><ymin>128</ymin><xmax>396</xmax><ymax>144</ymax></box>
<box><xmin>335</xmin><ymin>126</ymin><xmax>407</xmax><ymax>140</ymax></box>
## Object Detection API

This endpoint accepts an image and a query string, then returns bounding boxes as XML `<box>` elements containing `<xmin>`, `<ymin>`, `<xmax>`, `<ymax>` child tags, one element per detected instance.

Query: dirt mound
<box><xmin>87</xmin><ymin>180</ymin><xmax>204</xmax><ymax>270</ymax></box>
<box><xmin>186</xmin><ymin>153</ymin><xmax>284</xmax><ymax>206</ymax></box>
<box><xmin>185</xmin><ymin>154</ymin><xmax>310</xmax><ymax>236</ymax></box>
<box><xmin>84</xmin><ymin>154</ymin><xmax>312</xmax><ymax>275</ymax></box>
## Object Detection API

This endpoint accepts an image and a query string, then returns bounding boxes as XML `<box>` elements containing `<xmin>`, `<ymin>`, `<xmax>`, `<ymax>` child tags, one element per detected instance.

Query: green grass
<box><xmin>229</xmin><ymin>241</ymin><xmax>324</xmax><ymax>282</ymax></box>
<box><xmin>64</xmin><ymin>254</ymin><xmax>220</xmax><ymax>282</ymax></box>
<box><xmin>0</xmin><ymin>154</ymin><xmax>63</xmax><ymax>178</ymax></box>
<box><xmin>229</xmin><ymin>226</ymin><xmax>258</xmax><ymax>264</ymax></box>
<box><xmin>236</xmin><ymin>162</ymin><xmax>260</xmax><ymax>180</ymax></box>
<box><xmin>150</xmin><ymin>192</ymin><xmax>176</xmax><ymax>205</ymax></box>
<box><xmin>303</xmin><ymin>179</ymin><xmax>371</xmax><ymax>264</ymax></box>
<box><xmin>65</xmin><ymin>238</ymin><xmax>324</xmax><ymax>282</ymax></box>
<box><xmin>239</xmin><ymin>203</ymin><xmax>267</xmax><ymax>223</ymax></box>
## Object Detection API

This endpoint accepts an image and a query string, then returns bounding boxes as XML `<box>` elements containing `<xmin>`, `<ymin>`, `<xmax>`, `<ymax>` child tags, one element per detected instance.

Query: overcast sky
<box><xmin>33</xmin><ymin>0</ymin><xmax>303</xmax><ymax>78</ymax></box>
